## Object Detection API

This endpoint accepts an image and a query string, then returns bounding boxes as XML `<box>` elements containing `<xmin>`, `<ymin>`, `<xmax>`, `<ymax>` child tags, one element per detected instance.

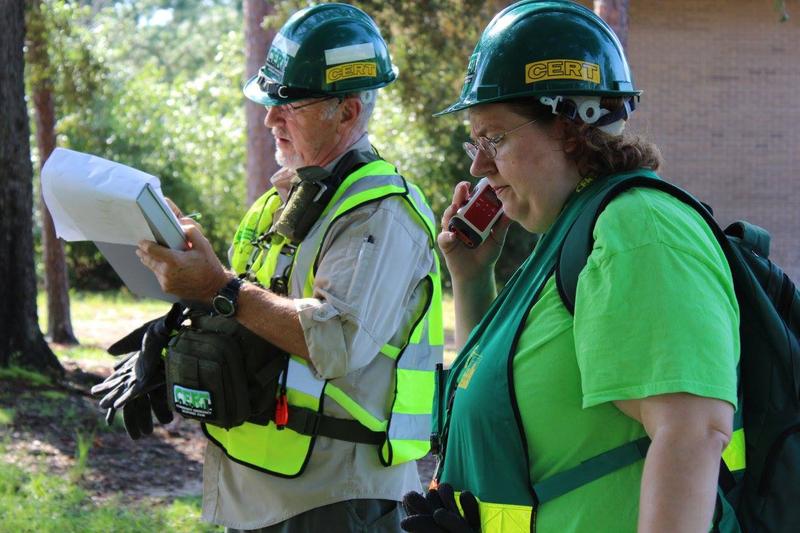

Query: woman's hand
<box><xmin>438</xmin><ymin>181</ymin><xmax>511</xmax><ymax>283</ymax></box>
<box><xmin>439</xmin><ymin>181</ymin><xmax>512</xmax><ymax>349</ymax></box>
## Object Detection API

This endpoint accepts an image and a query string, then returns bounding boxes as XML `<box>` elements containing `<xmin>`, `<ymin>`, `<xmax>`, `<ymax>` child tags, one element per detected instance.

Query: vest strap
<box><xmin>285</xmin><ymin>405</ymin><xmax>385</xmax><ymax>445</ymax></box>
<box><xmin>532</xmin><ymin>436</ymin><xmax>651</xmax><ymax>504</ymax></box>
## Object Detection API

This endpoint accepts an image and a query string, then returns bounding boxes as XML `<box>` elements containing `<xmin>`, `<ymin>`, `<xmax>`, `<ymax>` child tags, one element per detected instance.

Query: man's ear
<box><xmin>338</xmin><ymin>96</ymin><xmax>362</xmax><ymax>129</ymax></box>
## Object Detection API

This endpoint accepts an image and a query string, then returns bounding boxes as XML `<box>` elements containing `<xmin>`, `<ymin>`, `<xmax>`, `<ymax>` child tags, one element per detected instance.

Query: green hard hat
<box><xmin>436</xmin><ymin>0</ymin><xmax>639</xmax><ymax>116</ymax></box>
<box><xmin>244</xmin><ymin>3</ymin><xmax>397</xmax><ymax>106</ymax></box>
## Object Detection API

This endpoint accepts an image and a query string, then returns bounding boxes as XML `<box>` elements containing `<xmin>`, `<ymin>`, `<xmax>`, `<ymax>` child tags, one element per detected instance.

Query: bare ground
<box><xmin>0</xmin><ymin>357</ymin><xmax>437</xmax><ymax>507</ymax></box>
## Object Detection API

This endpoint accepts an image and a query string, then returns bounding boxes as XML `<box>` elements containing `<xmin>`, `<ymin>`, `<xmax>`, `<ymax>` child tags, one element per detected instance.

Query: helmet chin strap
<box><xmin>538</xmin><ymin>95</ymin><xmax>636</xmax><ymax>136</ymax></box>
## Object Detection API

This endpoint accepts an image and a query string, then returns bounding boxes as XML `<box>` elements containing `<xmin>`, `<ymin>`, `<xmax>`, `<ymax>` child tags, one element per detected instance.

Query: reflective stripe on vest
<box><xmin>452</xmin><ymin>491</ymin><xmax>533</xmax><ymax>533</ymax></box>
<box><xmin>287</xmin><ymin>162</ymin><xmax>442</xmax><ymax>466</ymax></box>
<box><xmin>722</xmin><ymin>428</ymin><xmax>746</xmax><ymax>472</ymax></box>
<box><xmin>230</xmin><ymin>190</ymin><xmax>283</xmax><ymax>274</ymax></box>
<box><xmin>205</xmin><ymin>160</ymin><xmax>441</xmax><ymax>475</ymax></box>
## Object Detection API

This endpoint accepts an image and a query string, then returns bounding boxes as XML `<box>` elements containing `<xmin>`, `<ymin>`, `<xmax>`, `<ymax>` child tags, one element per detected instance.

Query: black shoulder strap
<box><xmin>327</xmin><ymin>148</ymin><xmax>380</xmax><ymax>194</ymax></box>
<box><xmin>284</xmin><ymin>405</ymin><xmax>385</xmax><ymax>445</ymax></box>
<box><xmin>556</xmin><ymin>176</ymin><xmax>722</xmax><ymax>315</ymax></box>
<box><xmin>277</xmin><ymin>149</ymin><xmax>380</xmax><ymax>244</ymax></box>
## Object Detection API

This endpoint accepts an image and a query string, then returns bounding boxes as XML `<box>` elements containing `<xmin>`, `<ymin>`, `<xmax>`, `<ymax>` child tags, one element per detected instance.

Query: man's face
<box><xmin>264</xmin><ymin>97</ymin><xmax>343</xmax><ymax>169</ymax></box>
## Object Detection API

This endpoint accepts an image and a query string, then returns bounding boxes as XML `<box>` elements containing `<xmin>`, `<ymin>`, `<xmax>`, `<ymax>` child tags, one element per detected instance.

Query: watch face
<box><xmin>213</xmin><ymin>295</ymin><xmax>235</xmax><ymax>317</ymax></box>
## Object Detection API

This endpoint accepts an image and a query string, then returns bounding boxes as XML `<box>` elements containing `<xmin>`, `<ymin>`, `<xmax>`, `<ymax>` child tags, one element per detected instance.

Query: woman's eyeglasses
<box><xmin>463</xmin><ymin>118</ymin><xmax>539</xmax><ymax>160</ymax></box>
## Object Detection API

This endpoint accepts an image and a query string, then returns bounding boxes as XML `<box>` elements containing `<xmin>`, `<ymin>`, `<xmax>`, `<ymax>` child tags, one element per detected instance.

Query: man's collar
<box><xmin>322</xmin><ymin>133</ymin><xmax>372</xmax><ymax>172</ymax></box>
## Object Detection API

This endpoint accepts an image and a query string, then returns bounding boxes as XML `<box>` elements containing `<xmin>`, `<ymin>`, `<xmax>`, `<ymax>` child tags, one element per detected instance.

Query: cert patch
<box><xmin>326</xmin><ymin>61</ymin><xmax>377</xmax><ymax>83</ymax></box>
<box><xmin>525</xmin><ymin>59</ymin><xmax>601</xmax><ymax>85</ymax></box>
<box><xmin>172</xmin><ymin>384</ymin><xmax>213</xmax><ymax>419</ymax></box>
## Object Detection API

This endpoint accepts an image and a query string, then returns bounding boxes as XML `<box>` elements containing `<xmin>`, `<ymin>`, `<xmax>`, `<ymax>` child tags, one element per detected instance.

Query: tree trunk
<box><xmin>594</xmin><ymin>0</ymin><xmax>629</xmax><ymax>49</ymax></box>
<box><xmin>27</xmin><ymin>0</ymin><xmax>78</xmax><ymax>345</ymax></box>
<box><xmin>244</xmin><ymin>0</ymin><xmax>279</xmax><ymax>205</ymax></box>
<box><xmin>0</xmin><ymin>0</ymin><xmax>63</xmax><ymax>376</ymax></box>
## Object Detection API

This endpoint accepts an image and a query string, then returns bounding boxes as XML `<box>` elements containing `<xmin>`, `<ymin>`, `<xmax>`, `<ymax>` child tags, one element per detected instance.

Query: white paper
<box><xmin>42</xmin><ymin>147</ymin><xmax>167</xmax><ymax>245</ymax></box>
<box><xmin>41</xmin><ymin>148</ymin><xmax>184</xmax><ymax>302</ymax></box>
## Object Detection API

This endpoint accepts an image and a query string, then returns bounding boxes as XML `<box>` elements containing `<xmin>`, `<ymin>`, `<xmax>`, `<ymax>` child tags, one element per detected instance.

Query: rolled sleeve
<box><xmin>296</xmin><ymin>197</ymin><xmax>432</xmax><ymax>380</ymax></box>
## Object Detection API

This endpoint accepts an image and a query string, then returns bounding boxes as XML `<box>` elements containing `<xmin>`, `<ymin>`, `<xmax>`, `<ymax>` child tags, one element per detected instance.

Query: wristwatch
<box><xmin>212</xmin><ymin>277</ymin><xmax>242</xmax><ymax>317</ymax></box>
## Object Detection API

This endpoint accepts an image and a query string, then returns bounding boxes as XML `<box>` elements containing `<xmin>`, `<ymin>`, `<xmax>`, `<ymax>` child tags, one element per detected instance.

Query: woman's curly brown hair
<box><xmin>506</xmin><ymin>97</ymin><xmax>663</xmax><ymax>179</ymax></box>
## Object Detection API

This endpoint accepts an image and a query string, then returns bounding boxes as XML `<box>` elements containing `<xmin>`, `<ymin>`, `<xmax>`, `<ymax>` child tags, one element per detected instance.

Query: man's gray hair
<box><xmin>322</xmin><ymin>90</ymin><xmax>378</xmax><ymax>132</ymax></box>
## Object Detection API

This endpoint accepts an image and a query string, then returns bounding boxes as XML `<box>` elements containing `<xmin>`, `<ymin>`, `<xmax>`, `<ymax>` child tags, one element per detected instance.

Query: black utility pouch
<box><xmin>166</xmin><ymin>327</ymin><xmax>250</xmax><ymax>429</ymax></box>
<box><xmin>166</xmin><ymin>313</ymin><xmax>288</xmax><ymax>429</ymax></box>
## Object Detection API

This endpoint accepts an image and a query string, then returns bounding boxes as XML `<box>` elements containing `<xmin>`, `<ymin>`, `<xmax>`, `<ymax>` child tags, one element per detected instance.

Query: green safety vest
<box><xmin>204</xmin><ymin>160</ymin><xmax>443</xmax><ymax>476</ymax></box>
<box><xmin>436</xmin><ymin>170</ymin><xmax>746</xmax><ymax>532</ymax></box>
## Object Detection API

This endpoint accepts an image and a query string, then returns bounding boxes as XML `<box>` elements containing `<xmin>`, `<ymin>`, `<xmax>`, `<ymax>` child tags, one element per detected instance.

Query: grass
<box><xmin>0</xmin><ymin>366</ymin><xmax>219</xmax><ymax>532</ymax></box>
<box><xmin>0</xmin><ymin>408</ymin><xmax>14</xmax><ymax>426</ymax></box>
<box><xmin>0</xmin><ymin>461</ymin><xmax>220</xmax><ymax>533</ymax></box>
<box><xmin>38</xmin><ymin>291</ymin><xmax>166</xmax><ymax>361</ymax></box>
<box><xmin>0</xmin><ymin>365</ymin><xmax>53</xmax><ymax>386</ymax></box>
<box><xmin>38</xmin><ymin>290</ymin><xmax>459</xmax><ymax>364</ymax></box>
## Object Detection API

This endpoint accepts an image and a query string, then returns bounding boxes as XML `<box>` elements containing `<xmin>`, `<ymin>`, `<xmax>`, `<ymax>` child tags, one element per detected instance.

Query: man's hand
<box><xmin>401</xmin><ymin>483</ymin><xmax>481</xmax><ymax>532</ymax></box>
<box><xmin>136</xmin><ymin>219</ymin><xmax>231</xmax><ymax>304</ymax></box>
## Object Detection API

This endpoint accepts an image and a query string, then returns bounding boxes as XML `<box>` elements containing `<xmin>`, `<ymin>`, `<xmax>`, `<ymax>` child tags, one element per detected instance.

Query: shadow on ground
<box><xmin>1</xmin><ymin>361</ymin><xmax>438</xmax><ymax>505</ymax></box>
<box><xmin>0</xmin><ymin>361</ymin><xmax>204</xmax><ymax>504</ymax></box>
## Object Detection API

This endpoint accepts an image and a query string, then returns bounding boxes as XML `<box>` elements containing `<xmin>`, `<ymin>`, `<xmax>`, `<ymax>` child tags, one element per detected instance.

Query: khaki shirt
<box><xmin>202</xmin><ymin>137</ymin><xmax>431</xmax><ymax>528</ymax></box>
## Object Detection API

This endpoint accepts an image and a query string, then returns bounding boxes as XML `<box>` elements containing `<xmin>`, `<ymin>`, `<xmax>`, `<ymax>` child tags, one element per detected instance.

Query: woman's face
<box><xmin>467</xmin><ymin>103</ymin><xmax>581</xmax><ymax>233</ymax></box>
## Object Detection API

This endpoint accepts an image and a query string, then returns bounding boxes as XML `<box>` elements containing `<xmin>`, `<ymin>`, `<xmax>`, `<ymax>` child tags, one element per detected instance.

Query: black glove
<box><xmin>401</xmin><ymin>483</ymin><xmax>481</xmax><ymax>533</ymax></box>
<box><xmin>91</xmin><ymin>303</ymin><xmax>185</xmax><ymax>439</ymax></box>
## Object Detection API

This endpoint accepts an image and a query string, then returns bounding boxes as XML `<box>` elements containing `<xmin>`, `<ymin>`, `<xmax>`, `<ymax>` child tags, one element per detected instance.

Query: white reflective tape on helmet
<box><xmin>325</xmin><ymin>42</ymin><xmax>376</xmax><ymax>65</ymax></box>
<box><xmin>273</xmin><ymin>33</ymin><xmax>300</xmax><ymax>57</ymax></box>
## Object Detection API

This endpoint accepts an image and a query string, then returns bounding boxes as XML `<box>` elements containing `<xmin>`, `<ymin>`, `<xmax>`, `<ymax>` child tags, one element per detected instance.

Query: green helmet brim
<box><xmin>434</xmin><ymin>87</ymin><xmax>642</xmax><ymax>117</ymax></box>
<box><xmin>243</xmin><ymin>75</ymin><xmax>300</xmax><ymax>106</ymax></box>
<box><xmin>243</xmin><ymin>66</ymin><xmax>398</xmax><ymax>107</ymax></box>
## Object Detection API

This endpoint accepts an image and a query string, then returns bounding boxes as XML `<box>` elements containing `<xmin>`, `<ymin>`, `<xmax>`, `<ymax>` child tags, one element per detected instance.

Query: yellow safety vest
<box><xmin>204</xmin><ymin>160</ymin><xmax>443</xmax><ymax>476</ymax></box>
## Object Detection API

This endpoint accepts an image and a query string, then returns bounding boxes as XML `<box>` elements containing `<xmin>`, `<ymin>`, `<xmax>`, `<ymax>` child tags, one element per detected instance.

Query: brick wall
<box><xmin>619</xmin><ymin>0</ymin><xmax>800</xmax><ymax>279</ymax></box>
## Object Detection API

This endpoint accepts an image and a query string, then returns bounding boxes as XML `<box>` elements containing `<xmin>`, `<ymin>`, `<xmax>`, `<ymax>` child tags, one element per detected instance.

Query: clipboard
<box><xmin>136</xmin><ymin>184</ymin><xmax>187</xmax><ymax>250</ymax></box>
<box><xmin>94</xmin><ymin>184</ymin><xmax>187</xmax><ymax>302</ymax></box>
<box><xmin>41</xmin><ymin>147</ymin><xmax>189</xmax><ymax>302</ymax></box>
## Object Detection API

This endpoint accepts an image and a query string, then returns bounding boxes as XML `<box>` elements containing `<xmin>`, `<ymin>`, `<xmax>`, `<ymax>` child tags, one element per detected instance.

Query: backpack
<box><xmin>548</xmin><ymin>174</ymin><xmax>800</xmax><ymax>532</ymax></box>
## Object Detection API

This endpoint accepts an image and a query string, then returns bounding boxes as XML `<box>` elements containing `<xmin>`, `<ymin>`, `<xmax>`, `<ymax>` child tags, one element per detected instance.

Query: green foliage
<box><xmin>38</xmin><ymin>290</ymin><xmax>167</xmax><ymax>349</ymax></box>
<box><xmin>32</xmin><ymin>0</ymin><xmax>247</xmax><ymax>288</ymax></box>
<box><xmin>0</xmin><ymin>462</ymin><xmax>220</xmax><ymax>532</ymax></box>
<box><xmin>0</xmin><ymin>366</ymin><xmax>53</xmax><ymax>387</ymax></box>
<box><xmin>68</xmin><ymin>429</ymin><xmax>95</xmax><ymax>483</ymax></box>
<box><xmin>49</xmin><ymin>345</ymin><xmax>110</xmax><ymax>362</ymax></box>
<box><xmin>34</xmin><ymin>0</ymin><xmax>532</xmax><ymax>291</ymax></box>
<box><xmin>0</xmin><ymin>408</ymin><xmax>14</xmax><ymax>427</ymax></box>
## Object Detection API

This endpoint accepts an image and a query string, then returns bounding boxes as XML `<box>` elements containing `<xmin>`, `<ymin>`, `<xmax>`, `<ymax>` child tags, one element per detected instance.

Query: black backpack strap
<box><xmin>284</xmin><ymin>405</ymin><xmax>385</xmax><ymax>445</ymax></box>
<box><xmin>556</xmin><ymin>176</ymin><xmax>720</xmax><ymax>314</ymax></box>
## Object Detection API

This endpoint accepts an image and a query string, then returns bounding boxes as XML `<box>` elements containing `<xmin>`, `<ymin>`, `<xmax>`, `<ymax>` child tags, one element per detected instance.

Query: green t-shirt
<box><xmin>514</xmin><ymin>188</ymin><xmax>740</xmax><ymax>532</ymax></box>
